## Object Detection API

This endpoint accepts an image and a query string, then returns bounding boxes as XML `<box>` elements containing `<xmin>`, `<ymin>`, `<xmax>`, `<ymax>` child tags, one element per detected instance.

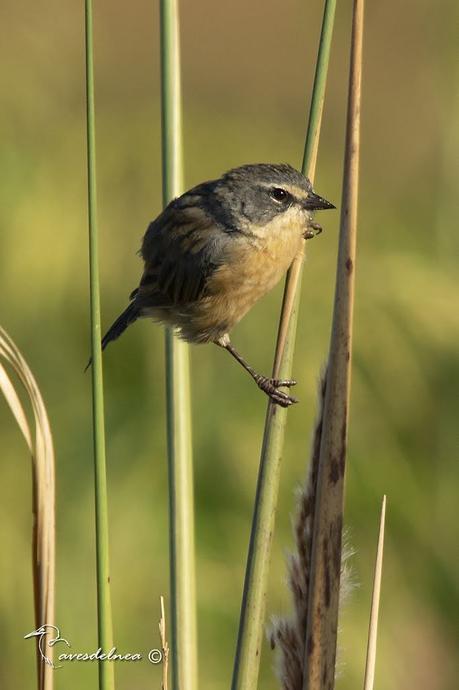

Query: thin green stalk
<box><xmin>231</xmin><ymin>3</ymin><xmax>337</xmax><ymax>689</ymax></box>
<box><xmin>84</xmin><ymin>3</ymin><xmax>115</xmax><ymax>689</ymax></box>
<box><xmin>160</xmin><ymin>3</ymin><xmax>197</xmax><ymax>690</ymax></box>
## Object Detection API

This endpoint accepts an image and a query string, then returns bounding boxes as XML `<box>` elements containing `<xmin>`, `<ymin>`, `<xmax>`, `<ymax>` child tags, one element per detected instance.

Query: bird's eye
<box><xmin>270</xmin><ymin>187</ymin><xmax>289</xmax><ymax>203</ymax></box>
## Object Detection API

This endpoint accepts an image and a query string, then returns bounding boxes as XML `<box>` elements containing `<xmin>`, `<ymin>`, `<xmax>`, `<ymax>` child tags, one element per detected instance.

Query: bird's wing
<box><xmin>135</xmin><ymin>199</ymin><xmax>227</xmax><ymax>306</ymax></box>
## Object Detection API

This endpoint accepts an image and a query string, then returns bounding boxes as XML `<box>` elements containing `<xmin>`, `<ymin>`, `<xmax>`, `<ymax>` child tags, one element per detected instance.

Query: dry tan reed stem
<box><xmin>159</xmin><ymin>595</ymin><xmax>170</xmax><ymax>690</ymax></box>
<box><xmin>0</xmin><ymin>327</ymin><xmax>55</xmax><ymax>690</ymax></box>
<box><xmin>363</xmin><ymin>496</ymin><xmax>387</xmax><ymax>690</ymax></box>
<box><xmin>231</xmin><ymin>3</ymin><xmax>338</xmax><ymax>687</ymax></box>
<box><xmin>303</xmin><ymin>0</ymin><xmax>364</xmax><ymax>687</ymax></box>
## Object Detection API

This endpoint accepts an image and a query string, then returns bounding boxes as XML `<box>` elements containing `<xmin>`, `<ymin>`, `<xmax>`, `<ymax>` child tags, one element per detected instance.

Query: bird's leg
<box><xmin>217</xmin><ymin>339</ymin><xmax>298</xmax><ymax>408</ymax></box>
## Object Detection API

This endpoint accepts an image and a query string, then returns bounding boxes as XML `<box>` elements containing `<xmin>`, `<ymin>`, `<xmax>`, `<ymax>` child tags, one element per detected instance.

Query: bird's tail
<box><xmin>101</xmin><ymin>302</ymin><xmax>139</xmax><ymax>351</ymax></box>
<box><xmin>85</xmin><ymin>302</ymin><xmax>139</xmax><ymax>371</ymax></box>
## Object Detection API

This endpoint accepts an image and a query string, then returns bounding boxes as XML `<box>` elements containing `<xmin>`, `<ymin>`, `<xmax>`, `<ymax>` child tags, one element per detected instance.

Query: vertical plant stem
<box><xmin>303</xmin><ymin>0</ymin><xmax>364</xmax><ymax>687</ymax></box>
<box><xmin>84</xmin><ymin>3</ymin><xmax>115</xmax><ymax>689</ymax></box>
<box><xmin>160</xmin><ymin>3</ymin><xmax>197</xmax><ymax>690</ymax></box>
<box><xmin>363</xmin><ymin>496</ymin><xmax>387</xmax><ymax>690</ymax></box>
<box><xmin>231</xmin><ymin>4</ymin><xmax>337</xmax><ymax>690</ymax></box>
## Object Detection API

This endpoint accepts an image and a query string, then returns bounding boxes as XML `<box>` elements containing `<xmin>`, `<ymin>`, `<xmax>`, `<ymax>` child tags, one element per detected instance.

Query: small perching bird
<box><xmin>99</xmin><ymin>163</ymin><xmax>334</xmax><ymax>406</ymax></box>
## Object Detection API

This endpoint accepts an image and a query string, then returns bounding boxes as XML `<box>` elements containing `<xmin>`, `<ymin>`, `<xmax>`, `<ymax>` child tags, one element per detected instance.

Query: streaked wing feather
<box><xmin>136</xmin><ymin>202</ymin><xmax>223</xmax><ymax>307</ymax></box>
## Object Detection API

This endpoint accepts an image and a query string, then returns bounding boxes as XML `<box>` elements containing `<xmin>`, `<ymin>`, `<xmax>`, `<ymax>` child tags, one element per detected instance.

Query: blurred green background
<box><xmin>1</xmin><ymin>1</ymin><xmax>458</xmax><ymax>688</ymax></box>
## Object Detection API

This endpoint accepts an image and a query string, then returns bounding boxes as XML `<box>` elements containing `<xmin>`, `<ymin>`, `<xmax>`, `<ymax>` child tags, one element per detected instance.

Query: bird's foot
<box><xmin>255</xmin><ymin>375</ymin><xmax>298</xmax><ymax>408</ymax></box>
<box><xmin>304</xmin><ymin>222</ymin><xmax>323</xmax><ymax>240</ymax></box>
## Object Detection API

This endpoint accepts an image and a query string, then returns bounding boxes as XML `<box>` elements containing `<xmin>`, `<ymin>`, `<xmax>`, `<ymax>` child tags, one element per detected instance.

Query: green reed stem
<box><xmin>231</xmin><ymin>3</ymin><xmax>337</xmax><ymax>689</ymax></box>
<box><xmin>160</xmin><ymin>3</ymin><xmax>198</xmax><ymax>690</ymax></box>
<box><xmin>84</xmin><ymin>2</ymin><xmax>115</xmax><ymax>690</ymax></box>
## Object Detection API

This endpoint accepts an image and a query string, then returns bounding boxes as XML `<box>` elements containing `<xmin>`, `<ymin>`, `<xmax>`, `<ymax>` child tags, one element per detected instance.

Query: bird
<box><xmin>98</xmin><ymin>163</ymin><xmax>334</xmax><ymax>406</ymax></box>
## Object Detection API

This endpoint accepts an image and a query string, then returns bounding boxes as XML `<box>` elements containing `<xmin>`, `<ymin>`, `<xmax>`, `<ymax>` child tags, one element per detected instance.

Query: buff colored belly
<box><xmin>185</xmin><ymin>223</ymin><xmax>304</xmax><ymax>341</ymax></box>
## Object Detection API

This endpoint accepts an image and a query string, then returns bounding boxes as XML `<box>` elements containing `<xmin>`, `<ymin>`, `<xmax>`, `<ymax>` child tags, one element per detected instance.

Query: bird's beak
<box><xmin>303</xmin><ymin>192</ymin><xmax>335</xmax><ymax>211</ymax></box>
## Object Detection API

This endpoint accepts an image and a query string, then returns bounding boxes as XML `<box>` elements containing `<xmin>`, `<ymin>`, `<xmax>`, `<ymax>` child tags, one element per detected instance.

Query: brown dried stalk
<box><xmin>270</xmin><ymin>373</ymin><xmax>356</xmax><ymax>690</ymax></box>
<box><xmin>0</xmin><ymin>326</ymin><xmax>55</xmax><ymax>690</ymax></box>
<box><xmin>363</xmin><ymin>496</ymin><xmax>387</xmax><ymax>690</ymax></box>
<box><xmin>271</xmin><ymin>0</ymin><xmax>364</xmax><ymax>685</ymax></box>
<box><xmin>302</xmin><ymin>0</ymin><xmax>364</xmax><ymax>685</ymax></box>
<box><xmin>159</xmin><ymin>596</ymin><xmax>170</xmax><ymax>690</ymax></box>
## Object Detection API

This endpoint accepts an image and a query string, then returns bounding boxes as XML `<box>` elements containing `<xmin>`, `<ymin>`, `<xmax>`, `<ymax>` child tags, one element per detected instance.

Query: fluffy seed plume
<box><xmin>269</xmin><ymin>371</ymin><xmax>354</xmax><ymax>690</ymax></box>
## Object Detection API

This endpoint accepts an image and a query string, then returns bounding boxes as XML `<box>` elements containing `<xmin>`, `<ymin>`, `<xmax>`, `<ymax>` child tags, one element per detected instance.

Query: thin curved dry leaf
<box><xmin>0</xmin><ymin>326</ymin><xmax>55</xmax><ymax>690</ymax></box>
<box><xmin>0</xmin><ymin>363</ymin><xmax>33</xmax><ymax>451</ymax></box>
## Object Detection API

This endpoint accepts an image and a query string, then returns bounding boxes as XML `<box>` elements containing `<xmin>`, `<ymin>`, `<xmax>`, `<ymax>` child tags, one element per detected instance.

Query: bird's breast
<box><xmin>205</xmin><ymin>216</ymin><xmax>304</xmax><ymax>326</ymax></box>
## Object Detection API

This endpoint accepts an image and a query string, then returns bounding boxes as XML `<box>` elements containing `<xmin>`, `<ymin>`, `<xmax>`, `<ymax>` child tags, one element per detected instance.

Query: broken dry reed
<box><xmin>0</xmin><ymin>326</ymin><xmax>55</xmax><ymax>690</ymax></box>
<box><xmin>84</xmin><ymin>1</ymin><xmax>115</xmax><ymax>689</ymax></box>
<box><xmin>303</xmin><ymin>0</ymin><xmax>364</xmax><ymax>687</ymax></box>
<box><xmin>363</xmin><ymin>496</ymin><xmax>387</xmax><ymax>690</ymax></box>
<box><xmin>231</xmin><ymin>3</ymin><xmax>337</xmax><ymax>690</ymax></box>
<box><xmin>159</xmin><ymin>2</ymin><xmax>197</xmax><ymax>690</ymax></box>
<box><xmin>159</xmin><ymin>596</ymin><xmax>170</xmax><ymax>690</ymax></box>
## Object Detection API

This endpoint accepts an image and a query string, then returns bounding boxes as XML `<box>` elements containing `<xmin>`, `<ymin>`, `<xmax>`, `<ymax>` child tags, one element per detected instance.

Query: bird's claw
<box><xmin>256</xmin><ymin>376</ymin><xmax>298</xmax><ymax>408</ymax></box>
<box><xmin>269</xmin><ymin>378</ymin><xmax>297</xmax><ymax>388</ymax></box>
<box><xmin>304</xmin><ymin>221</ymin><xmax>323</xmax><ymax>240</ymax></box>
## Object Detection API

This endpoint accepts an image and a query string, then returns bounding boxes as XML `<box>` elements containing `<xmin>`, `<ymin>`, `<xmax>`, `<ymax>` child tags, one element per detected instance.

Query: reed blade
<box><xmin>160</xmin><ymin>3</ymin><xmax>197</xmax><ymax>690</ymax></box>
<box><xmin>84</xmin><ymin>2</ymin><xmax>115</xmax><ymax>688</ymax></box>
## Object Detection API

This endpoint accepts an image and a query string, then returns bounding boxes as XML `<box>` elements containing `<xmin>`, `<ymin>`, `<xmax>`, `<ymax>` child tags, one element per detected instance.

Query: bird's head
<box><xmin>214</xmin><ymin>163</ymin><xmax>334</xmax><ymax>237</ymax></box>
